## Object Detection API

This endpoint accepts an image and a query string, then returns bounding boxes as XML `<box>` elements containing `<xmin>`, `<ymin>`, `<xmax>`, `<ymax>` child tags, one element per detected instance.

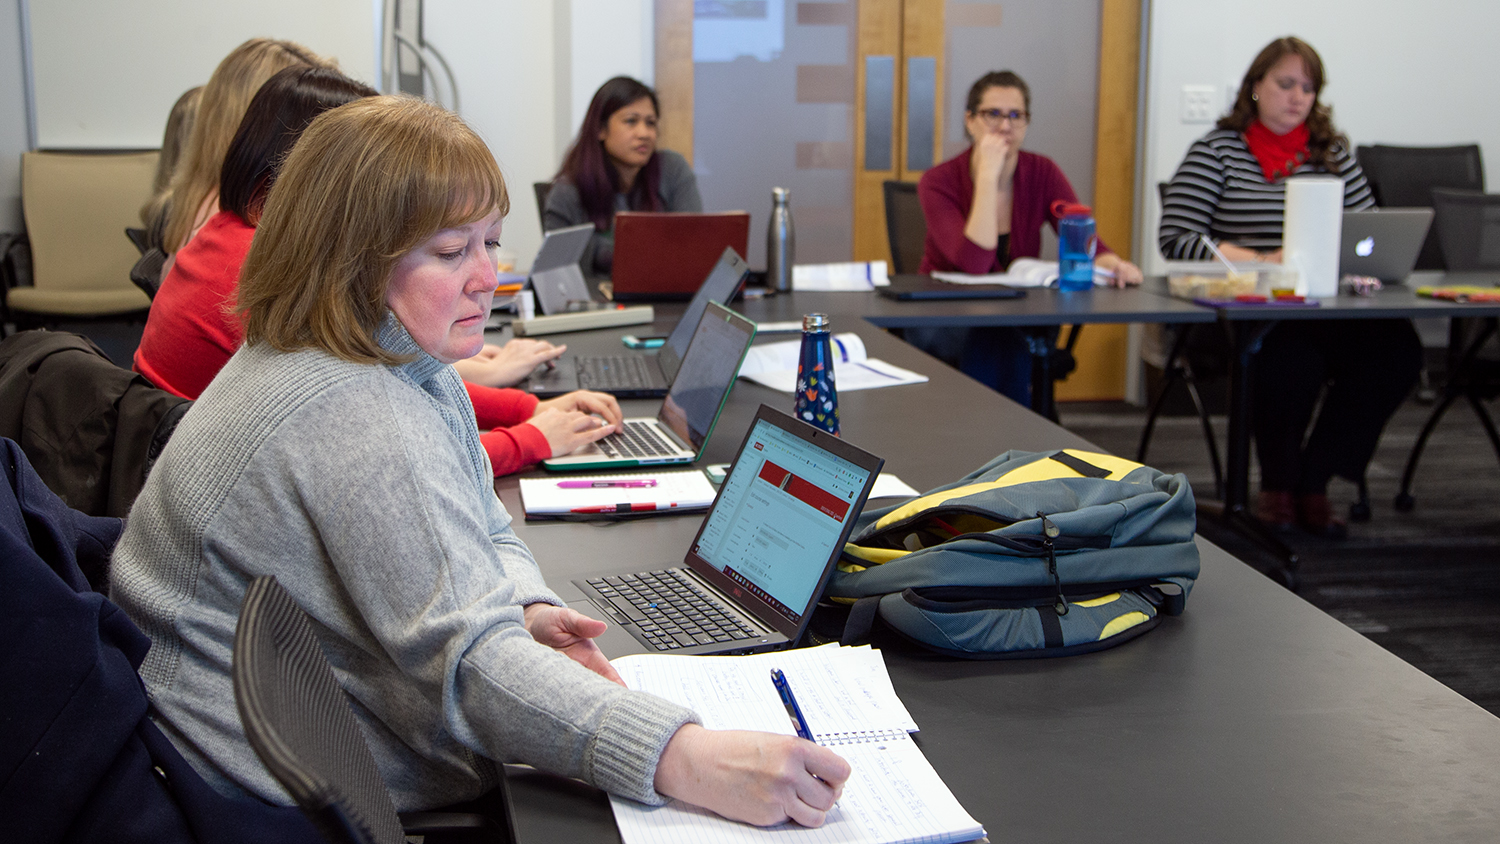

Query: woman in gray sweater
<box><xmin>110</xmin><ymin>95</ymin><xmax>846</xmax><ymax>827</ymax></box>
<box><xmin>544</xmin><ymin>76</ymin><xmax>702</xmax><ymax>275</ymax></box>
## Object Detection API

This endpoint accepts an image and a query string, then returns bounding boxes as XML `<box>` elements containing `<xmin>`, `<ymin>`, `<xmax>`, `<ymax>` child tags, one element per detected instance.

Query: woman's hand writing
<box><xmin>654</xmin><ymin>724</ymin><xmax>852</xmax><ymax>827</ymax></box>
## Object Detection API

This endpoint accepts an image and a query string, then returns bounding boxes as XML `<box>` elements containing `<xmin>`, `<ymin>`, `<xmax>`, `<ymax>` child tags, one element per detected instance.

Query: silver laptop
<box><xmin>567</xmin><ymin>404</ymin><xmax>884</xmax><ymax>656</ymax></box>
<box><xmin>1340</xmin><ymin>208</ymin><xmax>1434</xmax><ymax>282</ymax></box>
<box><xmin>529</xmin><ymin>223</ymin><xmax>596</xmax><ymax>315</ymax></box>
<box><xmin>542</xmin><ymin>301</ymin><xmax>755</xmax><ymax>471</ymax></box>
<box><xmin>521</xmin><ymin>247</ymin><xmax>750</xmax><ymax>398</ymax></box>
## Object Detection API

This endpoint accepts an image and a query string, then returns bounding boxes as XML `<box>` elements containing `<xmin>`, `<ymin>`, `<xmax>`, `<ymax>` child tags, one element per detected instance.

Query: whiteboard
<box><xmin>24</xmin><ymin>0</ymin><xmax>379</xmax><ymax>149</ymax></box>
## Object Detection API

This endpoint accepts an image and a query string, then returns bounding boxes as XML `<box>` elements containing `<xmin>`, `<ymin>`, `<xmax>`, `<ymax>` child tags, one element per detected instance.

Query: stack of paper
<box><xmin>792</xmin><ymin>261</ymin><xmax>891</xmax><ymax>291</ymax></box>
<box><xmin>737</xmin><ymin>333</ymin><xmax>928</xmax><ymax>393</ymax></box>
<box><xmin>609</xmin><ymin>644</ymin><xmax>985</xmax><ymax>844</ymax></box>
<box><xmin>517</xmin><ymin>470</ymin><xmax>717</xmax><ymax>518</ymax></box>
<box><xmin>934</xmin><ymin>257</ymin><xmax>1113</xmax><ymax>288</ymax></box>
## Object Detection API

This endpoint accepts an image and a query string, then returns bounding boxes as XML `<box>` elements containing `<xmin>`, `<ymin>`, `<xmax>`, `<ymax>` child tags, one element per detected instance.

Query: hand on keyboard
<box><xmin>453</xmin><ymin>338</ymin><xmax>567</xmax><ymax>387</ymax></box>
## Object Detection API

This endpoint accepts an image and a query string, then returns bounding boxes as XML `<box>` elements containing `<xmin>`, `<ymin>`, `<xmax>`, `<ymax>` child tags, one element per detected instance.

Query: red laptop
<box><xmin>610</xmin><ymin>211</ymin><xmax>750</xmax><ymax>300</ymax></box>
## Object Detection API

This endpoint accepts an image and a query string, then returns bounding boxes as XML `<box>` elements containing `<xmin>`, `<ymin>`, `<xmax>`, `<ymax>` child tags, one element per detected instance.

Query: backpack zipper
<box><xmin>1038</xmin><ymin>512</ymin><xmax>1068</xmax><ymax>616</ymax></box>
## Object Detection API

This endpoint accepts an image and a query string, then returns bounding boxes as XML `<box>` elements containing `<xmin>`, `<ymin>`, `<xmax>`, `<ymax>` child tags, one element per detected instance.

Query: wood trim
<box><xmin>1056</xmin><ymin>0</ymin><xmax>1140</xmax><ymax>402</ymax></box>
<box><xmin>852</xmin><ymin>0</ymin><xmax>901</xmax><ymax>263</ymax></box>
<box><xmin>898</xmin><ymin>0</ymin><xmax>943</xmax><ymax>181</ymax></box>
<box><xmin>653</xmin><ymin>0</ymin><xmax>694</xmax><ymax>165</ymax></box>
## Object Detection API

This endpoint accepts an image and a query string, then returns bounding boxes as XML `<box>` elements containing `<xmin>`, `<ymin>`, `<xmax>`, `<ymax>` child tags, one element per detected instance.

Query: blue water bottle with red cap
<box><xmin>793</xmin><ymin>313</ymin><xmax>839</xmax><ymax>435</ymax></box>
<box><xmin>1053</xmin><ymin>200</ymin><xmax>1096</xmax><ymax>292</ymax></box>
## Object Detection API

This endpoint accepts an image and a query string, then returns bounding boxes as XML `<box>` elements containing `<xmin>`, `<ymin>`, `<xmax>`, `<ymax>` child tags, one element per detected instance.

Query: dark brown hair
<box><xmin>555</xmin><ymin>76</ymin><xmax>663</xmax><ymax>231</ymax></box>
<box><xmin>965</xmin><ymin>70</ymin><xmax>1031</xmax><ymax>115</ymax></box>
<box><xmin>1218</xmin><ymin>36</ymin><xmax>1348</xmax><ymax>171</ymax></box>
<box><xmin>238</xmin><ymin>96</ymin><xmax>508</xmax><ymax>364</ymax></box>
<box><xmin>219</xmin><ymin>66</ymin><xmax>376</xmax><ymax>225</ymax></box>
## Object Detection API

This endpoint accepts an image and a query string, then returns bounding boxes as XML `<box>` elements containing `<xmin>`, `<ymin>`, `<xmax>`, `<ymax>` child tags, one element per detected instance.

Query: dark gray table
<box><xmin>488</xmin><ymin>318</ymin><xmax>1500</xmax><ymax>844</ymax></box>
<box><xmin>1190</xmin><ymin>271</ymin><xmax>1500</xmax><ymax>581</ymax></box>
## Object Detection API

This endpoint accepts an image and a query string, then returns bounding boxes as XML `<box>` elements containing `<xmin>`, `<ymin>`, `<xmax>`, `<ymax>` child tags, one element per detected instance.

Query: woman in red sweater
<box><xmin>914</xmin><ymin>70</ymin><xmax>1142</xmax><ymax>403</ymax></box>
<box><xmin>134</xmin><ymin>67</ymin><xmax>620</xmax><ymax>475</ymax></box>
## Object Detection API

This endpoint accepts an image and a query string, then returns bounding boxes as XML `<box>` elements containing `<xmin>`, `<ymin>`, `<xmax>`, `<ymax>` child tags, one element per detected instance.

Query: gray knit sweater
<box><xmin>543</xmin><ymin>148</ymin><xmax>702</xmax><ymax>274</ymax></box>
<box><xmin>110</xmin><ymin>314</ymin><xmax>697</xmax><ymax>810</ymax></box>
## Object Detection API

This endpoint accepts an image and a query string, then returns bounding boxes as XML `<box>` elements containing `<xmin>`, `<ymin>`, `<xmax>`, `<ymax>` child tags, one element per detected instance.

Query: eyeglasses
<box><xmin>973</xmin><ymin>108</ymin><xmax>1029</xmax><ymax>127</ymax></box>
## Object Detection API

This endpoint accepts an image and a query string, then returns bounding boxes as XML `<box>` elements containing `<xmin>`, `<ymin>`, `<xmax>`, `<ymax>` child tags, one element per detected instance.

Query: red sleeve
<box><xmin>479</xmin><ymin>423</ymin><xmax>552</xmax><ymax>477</ymax></box>
<box><xmin>917</xmin><ymin>154</ymin><xmax>1001</xmax><ymax>274</ymax></box>
<box><xmin>462</xmin><ymin>383</ymin><xmax>540</xmax><ymax>429</ymax></box>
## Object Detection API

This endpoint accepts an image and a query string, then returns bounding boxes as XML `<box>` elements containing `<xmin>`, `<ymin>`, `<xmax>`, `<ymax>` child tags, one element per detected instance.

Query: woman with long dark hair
<box><xmin>1158</xmin><ymin>36</ymin><xmax>1421</xmax><ymax>537</ymax></box>
<box><xmin>544</xmin><ymin>76</ymin><xmax>701</xmax><ymax>274</ymax></box>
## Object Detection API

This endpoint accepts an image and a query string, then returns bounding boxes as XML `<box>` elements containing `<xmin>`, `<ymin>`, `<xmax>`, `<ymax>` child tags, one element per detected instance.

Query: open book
<box><xmin>608</xmin><ymin>644</ymin><xmax>985</xmax><ymax>844</ymax></box>
<box><xmin>737</xmin><ymin>334</ymin><xmax>928</xmax><ymax>393</ymax></box>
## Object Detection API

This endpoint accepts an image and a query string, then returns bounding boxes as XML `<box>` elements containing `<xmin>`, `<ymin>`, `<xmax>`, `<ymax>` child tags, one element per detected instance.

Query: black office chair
<box><xmin>233</xmin><ymin>575</ymin><xmax>512</xmax><ymax>844</ymax></box>
<box><xmin>1356</xmin><ymin>144</ymin><xmax>1485</xmax><ymax>270</ymax></box>
<box><xmin>533</xmin><ymin>181</ymin><xmax>553</xmax><ymax>234</ymax></box>
<box><xmin>129</xmin><ymin>247</ymin><xmax>167</xmax><ymax>300</ymax></box>
<box><xmin>881</xmin><ymin>180</ymin><xmax>926</xmax><ymax>275</ymax></box>
<box><xmin>1394</xmin><ymin>188</ymin><xmax>1500</xmax><ymax>511</ymax></box>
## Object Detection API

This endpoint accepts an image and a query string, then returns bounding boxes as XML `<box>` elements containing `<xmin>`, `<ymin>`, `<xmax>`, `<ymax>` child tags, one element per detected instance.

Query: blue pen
<box><xmin>770</xmin><ymin>668</ymin><xmax>813</xmax><ymax>741</ymax></box>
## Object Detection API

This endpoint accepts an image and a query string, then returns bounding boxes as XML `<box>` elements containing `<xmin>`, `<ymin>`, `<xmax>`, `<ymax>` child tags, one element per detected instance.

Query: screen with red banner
<box><xmin>694</xmin><ymin>419</ymin><xmax>872</xmax><ymax>623</ymax></box>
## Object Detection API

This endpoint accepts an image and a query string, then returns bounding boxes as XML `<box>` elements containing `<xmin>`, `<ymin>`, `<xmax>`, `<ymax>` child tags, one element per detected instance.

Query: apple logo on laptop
<box><xmin>1355</xmin><ymin>236</ymin><xmax>1375</xmax><ymax>257</ymax></box>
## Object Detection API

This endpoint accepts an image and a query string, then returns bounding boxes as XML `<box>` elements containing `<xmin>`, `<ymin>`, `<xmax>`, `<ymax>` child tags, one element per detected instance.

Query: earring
<box><xmin>1252</xmin><ymin>93</ymin><xmax>1259</xmax><ymax>101</ymax></box>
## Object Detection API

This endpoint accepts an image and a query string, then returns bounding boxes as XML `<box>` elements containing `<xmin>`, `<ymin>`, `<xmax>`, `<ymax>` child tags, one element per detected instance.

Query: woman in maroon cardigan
<box><xmin>915</xmin><ymin>71</ymin><xmax>1141</xmax><ymax>402</ymax></box>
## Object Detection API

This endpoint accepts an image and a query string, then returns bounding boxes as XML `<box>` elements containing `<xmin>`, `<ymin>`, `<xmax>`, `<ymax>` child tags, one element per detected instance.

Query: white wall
<box><xmin>1137</xmin><ymin>0</ymin><xmax>1500</xmax><ymax>273</ymax></box>
<box><xmin>1</xmin><ymin>0</ymin><xmax>27</xmax><ymax>232</ymax></box>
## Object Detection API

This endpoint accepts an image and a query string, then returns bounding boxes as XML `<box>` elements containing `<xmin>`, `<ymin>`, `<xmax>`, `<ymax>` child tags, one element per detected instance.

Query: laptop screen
<box><xmin>691</xmin><ymin>415</ymin><xmax>878</xmax><ymax>627</ymax></box>
<box><xmin>659</xmin><ymin>247</ymin><xmax>750</xmax><ymax>382</ymax></box>
<box><xmin>658</xmin><ymin>302</ymin><xmax>755</xmax><ymax>452</ymax></box>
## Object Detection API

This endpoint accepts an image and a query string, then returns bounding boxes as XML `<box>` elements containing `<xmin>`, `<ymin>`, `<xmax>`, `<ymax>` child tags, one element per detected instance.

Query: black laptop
<box><xmin>879</xmin><ymin>273</ymin><xmax>1026</xmax><ymax>301</ymax></box>
<box><xmin>567</xmin><ymin>405</ymin><xmax>884</xmax><ymax>657</ymax></box>
<box><xmin>520</xmin><ymin>247</ymin><xmax>751</xmax><ymax>398</ymax></box>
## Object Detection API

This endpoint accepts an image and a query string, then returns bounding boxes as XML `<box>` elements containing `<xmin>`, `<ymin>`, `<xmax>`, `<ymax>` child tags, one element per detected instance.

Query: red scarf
<box><xmin>1243</xmin><ymin>119</ymin><xmax>1310</xmax><ymax>183</ymax></box>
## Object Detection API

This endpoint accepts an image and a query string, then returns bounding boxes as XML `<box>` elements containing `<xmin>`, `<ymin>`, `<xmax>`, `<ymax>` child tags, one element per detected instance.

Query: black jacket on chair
<box><xmin>0</xmin><ymin>330</ymin><xmax>190</xmax><ymax>526</ymax></box>
<box><xmin>0</xmin><ymin>438</ymin><xmax>321</xmax><ymax>843</ymax></box>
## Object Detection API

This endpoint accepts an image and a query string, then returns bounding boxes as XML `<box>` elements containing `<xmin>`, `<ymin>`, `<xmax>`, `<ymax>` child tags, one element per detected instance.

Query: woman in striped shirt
<box><xmin>1159</xmin><ymin>36</ymin><xmax>1422</xmax><ymax>538</ymax></box>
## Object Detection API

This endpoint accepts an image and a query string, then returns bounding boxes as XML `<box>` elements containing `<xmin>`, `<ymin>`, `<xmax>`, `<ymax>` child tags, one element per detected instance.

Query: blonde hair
<box><xmin>161</xmin><ymin>38</ymin><xmax>330</xmax><ymax>252</ymax></box>
<box><xmin>238</xmin><ymin>96</ymin><xmax>509</xmax><ymax>364</ymax></box>
<box><xmin>139</xmin><ymin>86</ymin><xmax>203</xmax><ymax>250</ymax></box>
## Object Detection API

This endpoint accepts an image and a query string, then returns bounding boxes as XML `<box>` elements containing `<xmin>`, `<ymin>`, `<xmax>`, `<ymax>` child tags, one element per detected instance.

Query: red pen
<box><xmin>569</xmin><ymin>502</ymin><xmax>678</xmax><ymax>514</ymax></box>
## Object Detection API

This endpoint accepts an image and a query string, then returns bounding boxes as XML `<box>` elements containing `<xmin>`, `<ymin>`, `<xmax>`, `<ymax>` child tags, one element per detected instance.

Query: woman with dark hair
<box><xmin>915</xmin><ymin>70</ymin><xmax>1141</xmax><ymax>403</ymax></box>
<box><xmin>1158</xmin><ymin>36</ymin><xmax>1421</xmax><ymax>537</ymax></box>
<box><xmin>544</xmin><ymin>75</ymin><xmax>702</xmax><ymax>274</ymax></box>
<box><xmin>112</xmin><ymin>95</ymin><xmax>849</xmax><ymax>826</ymax></box>
<box><xmin>135</xmin><ymin>69</ymin><xmax>620</xmax><ymax>476</ymax></box>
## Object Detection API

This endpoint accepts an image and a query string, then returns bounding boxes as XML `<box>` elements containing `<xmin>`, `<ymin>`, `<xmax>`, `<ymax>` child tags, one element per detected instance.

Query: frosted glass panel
<box><xmin>693</xmin><ymin>1</ymin><xmax>856</xmax><ymax>267</ymax></box>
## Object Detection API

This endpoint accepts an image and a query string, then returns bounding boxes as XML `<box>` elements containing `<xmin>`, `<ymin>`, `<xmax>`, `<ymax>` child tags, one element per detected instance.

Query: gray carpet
<box><xmin>1060</xmin><ymin>396</ymin><xmax>1500</xmax><ymax>717</ymax></box>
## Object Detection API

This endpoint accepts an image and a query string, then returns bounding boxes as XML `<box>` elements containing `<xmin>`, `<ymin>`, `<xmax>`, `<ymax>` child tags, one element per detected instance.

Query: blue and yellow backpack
<box><xmin>826</xmin><ymin>449</ymin><xmax>1200</xmax><ymax>658</ymax></box>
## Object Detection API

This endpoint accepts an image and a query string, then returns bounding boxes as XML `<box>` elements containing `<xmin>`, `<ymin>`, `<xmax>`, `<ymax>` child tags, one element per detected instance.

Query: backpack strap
<box><xmin>840</xmin><ymin>595</ymin><xmax>883</xmax><ymax>646</ymax></box>
<box><xmin>1047</xmin><ymin>450</ymin><xmax>1112</xmax><ymax>478</ymax></box>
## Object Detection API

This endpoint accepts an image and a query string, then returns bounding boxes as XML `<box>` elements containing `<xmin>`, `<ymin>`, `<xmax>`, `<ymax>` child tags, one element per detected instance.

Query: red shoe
<box><xmin>1257</xmin><ymin>491</ymin><xmax>1295</xmax><ymax>532</ymax></box>
<box><xmin>1296</xmin><ymin>493</ymin><xmax>1348</xmax><ymax>539</ymax></box>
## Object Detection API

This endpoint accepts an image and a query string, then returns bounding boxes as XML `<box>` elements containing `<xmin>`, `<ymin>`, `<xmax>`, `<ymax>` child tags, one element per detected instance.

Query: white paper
<box><xmin>933</xmin><ymin>256</ymin><xmax>1113</xmax><ymax>288</ymax></box>
<box><xmin>518</xmin><ymin>470</ymin><xmax>717</xmax><ymax>516</ymax></box>
<box><xmin>608</xmin><ymin>645</ymin><xmax>981</xmax><ymax>844</ymax></box>
<box><xmin>870</xmin><ymin>474</ymin><xmax>920</xmax><ymax>499</ymax></box>
<box><xmin>793</xmin><ymin>261</ymin><xmax>891</xmax><ymax>291</ymax></box>
<box><xmin>1283</xmin><ymin>175</ymin><xmax>1344</xmax><ymax>297</ymax></box>
<box><xmin>736</xmin><ymin>334</ymin><xmax>927</xmax><ymax>393</ymax></box>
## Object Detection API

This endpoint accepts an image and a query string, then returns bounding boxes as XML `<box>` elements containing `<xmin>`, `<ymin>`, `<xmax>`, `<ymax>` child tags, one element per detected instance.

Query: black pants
<box><xmin>1251</xmin><ymin>318</ymin><xmax>1422</xmax><ymax>493</ymax></box>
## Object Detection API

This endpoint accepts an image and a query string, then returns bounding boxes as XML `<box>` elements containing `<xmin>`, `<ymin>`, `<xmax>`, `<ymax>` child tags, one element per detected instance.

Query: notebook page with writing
<box><xmin>610</xmin><ymin>733</ymin><xmax>984</xmax><ymax>844</ymax></box>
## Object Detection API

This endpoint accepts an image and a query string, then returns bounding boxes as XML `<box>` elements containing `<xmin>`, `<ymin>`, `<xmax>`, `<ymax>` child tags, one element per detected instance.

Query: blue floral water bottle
<box><xmin>1053</xmin><ymin>200</ymin><xmax>1096</xmax><ymax>292</ymax></box>
<box><xmin>793</xmin><ymin>313</ymin><xmax>839</xmax><ymax>435</ymax></box>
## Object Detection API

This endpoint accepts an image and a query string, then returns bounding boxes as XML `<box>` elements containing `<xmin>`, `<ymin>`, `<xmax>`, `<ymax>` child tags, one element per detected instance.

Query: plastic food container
<box><xmin>1165</xmin><ymin>263</ymin><xmax>1296</xmax><ymax>300</ymax></box>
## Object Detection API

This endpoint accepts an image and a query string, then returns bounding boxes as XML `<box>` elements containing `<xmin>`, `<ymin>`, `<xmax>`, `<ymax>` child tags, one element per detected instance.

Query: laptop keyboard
<box><xmin>578</xmin><ymin>356</ymin><xmax>655</xmax><ymax>391</ymax></box>
<box><xmin>595</xmin><ymin>421</ymin><xmax>679</xmax><ymax>459</ymax></box>
<box><xmin>588</xmin><ymin>570</ymin><xmax>760</xmax><ymax>650</ymax></box>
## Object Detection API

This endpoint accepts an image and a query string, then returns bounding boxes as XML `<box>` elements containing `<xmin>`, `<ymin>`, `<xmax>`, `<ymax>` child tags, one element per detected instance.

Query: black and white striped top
<box><xmin>1158</xmin><ymin>127</ymin><xmax>1374</xmax><ymax>260</ymax></box>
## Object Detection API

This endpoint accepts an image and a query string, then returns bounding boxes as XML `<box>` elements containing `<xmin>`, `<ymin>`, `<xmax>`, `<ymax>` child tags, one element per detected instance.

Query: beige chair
<box><xmin>5</xmin><ymin>151</ymin><xmax>158</xmax><ymax>327</ymax></box>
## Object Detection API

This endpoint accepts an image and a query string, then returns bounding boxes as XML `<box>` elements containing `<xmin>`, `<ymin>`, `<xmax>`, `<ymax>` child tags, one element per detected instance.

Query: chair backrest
<box><xmin>233</xmin><ymin>576</ymin><xmax>407</xmax><ymax>844</ymax></box>
<box><xmin>129</xmin><ymin>248</ymin><xmax>167</xmax><ymax>300</ymax></box>
<box><xmin>20</xmin><ymin>151</ymin><xmax>158</xmax><ymax>303</ymax></box>
<box><xmin>533</xmin><ymin>181</ymin><xmax>553</xmax><ymax>233</ymax></box>
<box><xmin>1355</xmin><ymin>144</ymin><xmax>1485</xmax><ymax>270</ymax></box>
<box><xmin>882</xmin><ymin>180</ymin><xmax>925</xmax><ymax>275</ymax></box>
<box><xmin>1430</xmin><ymin>188</ymin><xmax>1500</xmax><ymax>272</ymax></box>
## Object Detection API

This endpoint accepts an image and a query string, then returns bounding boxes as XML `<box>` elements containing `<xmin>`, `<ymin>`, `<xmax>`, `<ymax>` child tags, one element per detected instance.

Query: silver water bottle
<box><xmin>766</xmin><ymin>187</ymin><xmax>795</xmax><ymax>292</ymax></box>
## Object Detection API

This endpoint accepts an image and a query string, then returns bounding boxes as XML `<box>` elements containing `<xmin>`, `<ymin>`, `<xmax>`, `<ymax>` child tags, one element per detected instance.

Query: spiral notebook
<box><xmin>608</xmin><ymin>645</ymin><xmax>985</xmax><ymax>844</ymax></box>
